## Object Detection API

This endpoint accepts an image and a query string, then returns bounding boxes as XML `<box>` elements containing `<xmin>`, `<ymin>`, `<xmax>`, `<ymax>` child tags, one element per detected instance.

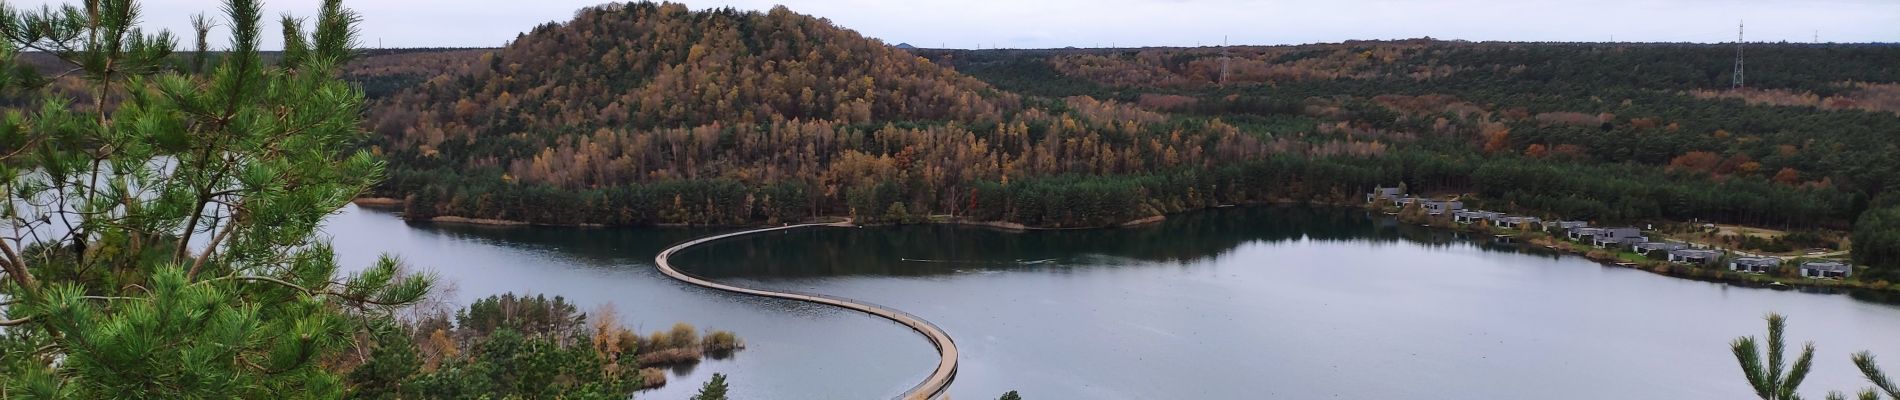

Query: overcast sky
<box><xmin>13</xmin><ymin>0</ymin><xmax>1900</xmax><ymax>49</ymax></box>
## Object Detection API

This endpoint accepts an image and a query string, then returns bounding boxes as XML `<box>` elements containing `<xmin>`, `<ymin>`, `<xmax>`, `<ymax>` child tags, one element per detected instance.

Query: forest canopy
<box><xmin>347</xmin><ymin>3</ymin><xmax>1896</xmax><ymax>270</ymax></box>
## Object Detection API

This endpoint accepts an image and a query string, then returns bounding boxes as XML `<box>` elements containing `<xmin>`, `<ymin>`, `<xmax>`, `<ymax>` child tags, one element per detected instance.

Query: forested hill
<box><xmin>906</xmin><ymin>42</ymin><xmax>1900</xmax><ymax>271</ymax></box>
<box><xmin>357</xmin><ymin>2</ymin><xmax>1900</xmax><ymax>271</ymax></box>
<box><xmin>370</xmin><ymin>2</ymin><xmax>1014</xmax><ymax>136</ymax></box>
<box><xmin>921</xmin><ymin>43</ymin><xmax>1900</xmax><ymax>214</ymax></box>
<box><xmin>365</xmin><ymin>1</ymin><xmax>1278</xmax><ymax>227</ymax></box>
<box><xmin>919</xmin><ymin>43</ymin><xmax>1900</xmax><ymax>199</ymax></box>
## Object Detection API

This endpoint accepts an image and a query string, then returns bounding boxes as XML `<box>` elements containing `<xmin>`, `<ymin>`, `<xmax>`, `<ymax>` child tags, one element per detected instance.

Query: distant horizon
<box><xmin>9</xmin><ymin>0</ymin><xmax>1898</xmax><ymax>50</ymax></box>
<box><xmin>22</xmin><ymin>38</ymin><xmax>1898</xmax><ymax>54</ymax></box>
<box><xmin>880</xmin><ymin>38</ymin><xmax>1900</xmax><ymax>51</ymax></box>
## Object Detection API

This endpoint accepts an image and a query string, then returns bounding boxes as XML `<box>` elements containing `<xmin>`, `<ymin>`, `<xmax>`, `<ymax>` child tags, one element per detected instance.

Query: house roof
<box><xmin>1636</xmin><ymin>242</ymin><xmax>1687</xmax><ymax>250</ymax></box>
<box><xmin>1733</xmin><ymin>257</ymin><xmax>1781</xmax><ymax>266</ymax></box>
<box><xmin>1802</xmin><ymin>261</ymin><xmax>1852</xmax><ymax>272</ymax></box>
<box><xmin>1598</xmin><ymin>236</ymin><xmax>1647</xmax><ymax>244</ymax></box>
<box><xmin>1598</xmin><ymin>228</ymin><xmax>1642</xmax><ymax>238</ymax></box>
<box><xmin>1671</xmin><ymin>249</ymin><xmax>1723</xmax><ymax>257</ymax></box>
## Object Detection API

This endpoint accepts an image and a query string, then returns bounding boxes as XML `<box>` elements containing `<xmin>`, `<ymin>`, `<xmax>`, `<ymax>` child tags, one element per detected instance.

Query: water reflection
<box><xmin>328</xmin><ymin>204</ymin><xmax>1900</xmax><ymax>400</ymax></box>
<box><xmin>325</xmin><ymin>207</ymin><xmax>937</xmax><ymax>400</ymax></box>
<box><xmin>397</xmin><ymin>217</ymin><xmax>725</xmax><ymax>264</ymax></box>
<box><xmin>670</xmin><ymin>206</ymin><xmax>1558</xmax><ymax>278</ymax></box>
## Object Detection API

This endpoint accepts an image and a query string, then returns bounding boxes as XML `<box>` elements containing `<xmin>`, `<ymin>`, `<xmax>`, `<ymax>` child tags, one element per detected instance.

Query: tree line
<box><xmin>923</xmin><ymin>40</ymin><xmax>1899</xmax><ymax>270</ymax></box>
<box><xmin>344</xmin><ymin>4</ymin><xmax>1895</xmax><ymax>273</ymax></box>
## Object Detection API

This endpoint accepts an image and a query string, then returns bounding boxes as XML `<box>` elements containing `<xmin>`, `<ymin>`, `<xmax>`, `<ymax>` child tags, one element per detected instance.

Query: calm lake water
<box><xmin>324</xmin><ymin>204</ymin><xmax>1900</xmax><ymax>399</ymax></box>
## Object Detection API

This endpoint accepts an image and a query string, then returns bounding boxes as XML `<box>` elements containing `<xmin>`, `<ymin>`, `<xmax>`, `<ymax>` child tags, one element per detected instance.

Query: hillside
<box><xmin>922</xmin><ymin>43</ymin><xmax>1900</xmax><ymax>197</ymax></box>
<box><xmin>913</xmin><ymin>42</ymin><xmax>1900</xmax><ymax>271</ymax></box>
<box><xmin>364</xmin><ymin>2</ymin><xmax>1280</xmax><ymax>227</ymax></box>
<box><xmin>359</xmin><ymin>3</ymin><xmax>1900</xmax><ymax>272</ymax></box>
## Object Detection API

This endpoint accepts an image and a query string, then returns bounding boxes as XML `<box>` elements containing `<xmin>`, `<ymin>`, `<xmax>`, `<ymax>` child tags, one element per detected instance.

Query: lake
<box><xmin>323</xmin><ymin>204</ymin><xmax>1900</xmax><ymax>399</ymax></box>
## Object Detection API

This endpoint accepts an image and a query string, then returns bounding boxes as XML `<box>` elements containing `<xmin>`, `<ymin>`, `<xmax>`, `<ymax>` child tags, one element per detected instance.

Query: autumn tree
<box><xmin>1669</xmin><ymin>151</ymin><xmax>1723</xmax><ymax>174</ymax></box>
<box><xmin>1524</xmin><ymin>143</ymin><xmax>1549</xmax><ymax>158</ymax></box>
<box><xmin>1773</xmin><ymin>168</ymin><xmax>1801</xmax><ymax>185</ymax></box>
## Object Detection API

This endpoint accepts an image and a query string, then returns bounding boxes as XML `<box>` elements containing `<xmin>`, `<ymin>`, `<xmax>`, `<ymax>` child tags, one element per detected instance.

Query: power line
<box><xmin>1220</xmin><ymin>35</ymin><xmax>1230</xmax><ymax>87</ymax></box>
<box><xmin>1732</xmin><ymin>21</ymin><xmax>1746</xmax><ymax>90</ymax></box>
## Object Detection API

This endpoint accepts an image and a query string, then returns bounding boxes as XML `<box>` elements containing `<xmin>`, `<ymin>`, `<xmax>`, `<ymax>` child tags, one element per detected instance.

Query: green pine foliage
<box><xmin>1731</xmin><ymin>315</ymin><xmax>1900</xmax><ymax>400</ymax></box>
<box><xmin>1732</xmin><ymin>314</ymin><xmax>1817</xmax><ymax>400</ymax></box>
<box><xmin>346</xmin><ymin>321</ymin><xmax>425</xmax><ymax>400</ymax></box>
<box><xmin>1849</xmin><ymin>352</ymin><xmax>1900</xmax><ymax>400</ymax></box>
<box><xmin>0</xmin><ymin>0</ymin><xmax>433</xmax><ymax>398</ymax></box>
<box><xmin>691</xmin><ymin>373</ymin><xmax>730</xmax><ymax>400</ymax></box>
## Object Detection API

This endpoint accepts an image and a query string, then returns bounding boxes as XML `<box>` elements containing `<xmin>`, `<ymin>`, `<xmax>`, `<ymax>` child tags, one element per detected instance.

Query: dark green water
<box><xmin>325</xmin><ymin>204</ymin><xmax>1900</xmax><ymax>399</ymax></box>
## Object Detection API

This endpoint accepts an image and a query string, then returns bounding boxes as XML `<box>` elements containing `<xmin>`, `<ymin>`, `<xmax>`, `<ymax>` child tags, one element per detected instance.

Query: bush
<box><xmin>641</xmin><ymin>323</ymin><xmax>703</xmax><ymax>352</ymax></box>
<box><xmin>637</xmin><ymin>368</ymin><xmax>668</xmax><ymax>390</ymax></box>
<box><xmin>667</xmin><ymin>323</ymin><xmax>701</xmax><ymax>349</ymax></box>
<box><xmin>703</xmin><ymin>330</ymin><xmax>744</xmax><ymax>352</ymax></box>
<box><xmin>635</xmin><ymin>348</ymin><xmax>703</xmax><ymax>366</ymax></box>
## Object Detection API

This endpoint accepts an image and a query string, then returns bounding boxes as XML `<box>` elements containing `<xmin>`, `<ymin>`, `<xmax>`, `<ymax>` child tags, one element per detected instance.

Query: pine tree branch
<box><xmin>1769</xmin><ymin>314</ymin><xmax>1789</xmax><ymax>394</ymax></box>
<box><xmin>0</xmin><ymin>135</ymin><xmax>45</xmax><ymax>160</ymax></box>
<box><xmin>187</xmin><ymin>219</ymin><xmax>237</xmax><ymax>280</ymax></box>
<box><xmin>1735</xmin><ymin>336</ymin><xmax>1774</xmax><ymax>399</ymax></box>
<box><xmin>1853</xmin><ymin>351</ymin><xmax>1900</xmax><ymax>398</ymax></box>
<box><xmin>1782</xmin><ymin>342</ymin><xmax>1816</xmax><ymax>398</ymax></box>
<box><xmin>187</xmin><ymin>206</ymin><xmax>241</xmax><ymax>281</ymax></box>
<box><xmin>206</xmin><ymin>275</ymin><xmax>416</xmax><ymax>307</ymax></box>
<box><xmin>0</xmin><ymin>234</ymin><xmax>36</xmax><ymax>294</ymax></box>
<box><xmin>0</xmin><ymin>314</ymin><xmax>29</xmax><ymax>326</ymax></box>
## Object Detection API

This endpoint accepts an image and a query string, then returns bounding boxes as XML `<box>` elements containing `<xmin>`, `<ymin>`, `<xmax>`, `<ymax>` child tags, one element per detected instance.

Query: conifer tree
<box><xmin>1733</xmin><ymin>314</ymin><xmax>1817</xmax><ymax>400</ymax></box>
<box><xmin>0</xmin><ymin>0</ymin><xmax>431</xmax><ymax>398</ymax></box>
<box><xmin>691</xmin><ymin>373</ymin><xmax>730</xmax><ymax>400</ymax></box>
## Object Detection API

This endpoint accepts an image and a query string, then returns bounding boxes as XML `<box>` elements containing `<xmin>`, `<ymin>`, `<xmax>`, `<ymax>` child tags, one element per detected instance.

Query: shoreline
<box><xmin>1395</xmin><ymin>209</ymin><xmax>1887</xmax><ymax>295</ymax></box>
<box><xmin>350</xmin><ymin>197</ymin><xmax>405</xmax><ymax>207</ymax></box>
<box><xmin>353</xmin><ymin>195</ymin><xmax>1350</xmax><ymax>230</ymax></box>
<box><xmin>357</xmin><ymin>196</ymin><xmax>1181</xmax><ymax>230</ymax></box>
<box><xmin>354</xmin><ymin>196</ymin><xmax>1883</xmax><ymax>294</ymax></box>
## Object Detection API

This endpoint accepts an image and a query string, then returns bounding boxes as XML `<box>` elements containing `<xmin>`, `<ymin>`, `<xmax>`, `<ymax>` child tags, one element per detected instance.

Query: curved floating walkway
<box><xmin>654</xmin><ymin>222</ymin><xmax>958</xmax><ymax>400</ymax></box>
